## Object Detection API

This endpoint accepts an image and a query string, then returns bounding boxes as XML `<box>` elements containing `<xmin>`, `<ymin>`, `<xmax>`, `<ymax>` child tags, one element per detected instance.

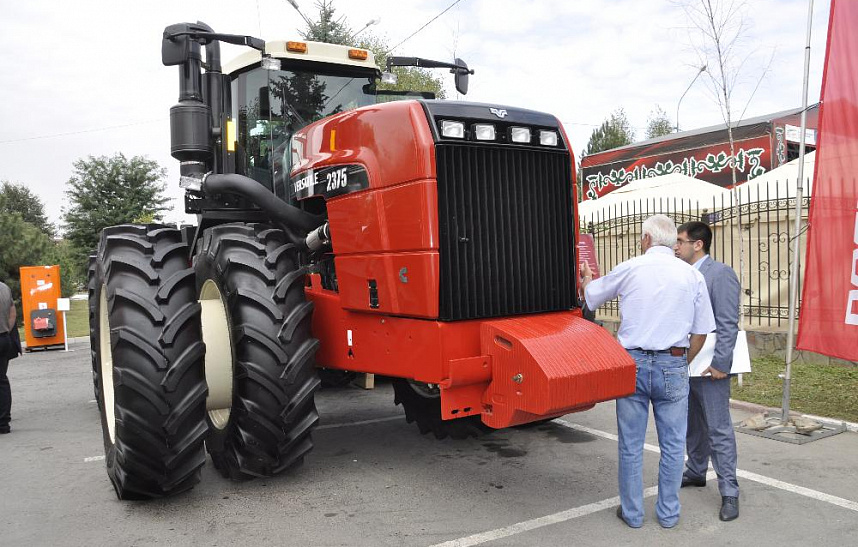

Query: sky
<box><xmin>0</xmin><ymin>0</ymin><xmax>831</xmax><ymax>230</ymax></box>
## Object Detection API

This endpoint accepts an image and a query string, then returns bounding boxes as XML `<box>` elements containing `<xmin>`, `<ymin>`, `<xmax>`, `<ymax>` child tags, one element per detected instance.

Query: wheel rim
<box><xmin>199</xmin><ymin>279</ymin><xmax>234</xmax><ymax>430</ymax></box>
<box><xmin>99</xmin><ymin>285</ymin><xmax>116</xmax><ymax>443</ymax></box>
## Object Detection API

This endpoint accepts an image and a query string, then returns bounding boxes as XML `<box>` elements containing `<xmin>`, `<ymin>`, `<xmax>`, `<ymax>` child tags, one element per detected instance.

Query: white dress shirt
<box><xmin>585</xmin><ymin>246</ymin><xmax>715</xmax><ymax>350</ymax></box>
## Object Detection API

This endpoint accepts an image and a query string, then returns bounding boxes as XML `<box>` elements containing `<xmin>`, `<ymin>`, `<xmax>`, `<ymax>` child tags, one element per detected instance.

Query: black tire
<box><xmin>194</xmin><ymin>223</ymin><xmax>321</xmax><ymax>480</ymax></box>
<box><xmin>392</xmin><ymin>379</ymin><xmax>490</xmax><ymax>440</ymax></box>
<box><xmin>91</xmin><ymin>225</ymin><xmax>208</xmax><ymax>500</ymax></box>
<box><xmin>87</xmin><ymin>255</ymin><xmax>100</xmax><ymax>410</ymax></box>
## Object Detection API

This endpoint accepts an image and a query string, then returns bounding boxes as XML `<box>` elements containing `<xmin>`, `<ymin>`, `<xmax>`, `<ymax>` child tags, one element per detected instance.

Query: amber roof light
<box><xmin>348</xmin><ymin>49</ymin><xmax>369</xmax><ymax>60</ymax></box>
<box><xmin>286</xmin><ymin>41</ymin><xmax>308</xmax><ymax>53</ymax></box>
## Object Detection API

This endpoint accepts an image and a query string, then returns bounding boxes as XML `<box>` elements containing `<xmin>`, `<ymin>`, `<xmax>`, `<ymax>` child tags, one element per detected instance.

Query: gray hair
<box><xmin>642</xmin><ymin>214</ymin><xmax>677</xmax><ymax>248</ymax></box>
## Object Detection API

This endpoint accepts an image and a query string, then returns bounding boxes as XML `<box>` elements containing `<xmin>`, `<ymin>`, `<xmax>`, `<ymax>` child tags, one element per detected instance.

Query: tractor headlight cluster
<box><xmin>437</xmin><ymin>119</ymin><xmax>562</xmax><ymax>148</ymax></box>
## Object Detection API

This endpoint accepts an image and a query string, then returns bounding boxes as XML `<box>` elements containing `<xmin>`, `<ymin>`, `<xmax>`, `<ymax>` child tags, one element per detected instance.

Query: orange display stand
<box><xmin>19</xmin><ymin>265</ymin><xmax>65</xmax><ymax>351</ymax></box>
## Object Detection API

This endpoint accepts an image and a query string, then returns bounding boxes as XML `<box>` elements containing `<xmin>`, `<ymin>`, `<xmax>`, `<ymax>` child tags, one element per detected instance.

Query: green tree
<box><xmin>43</xmin><ymin>239</ymin><xmax>79</xmax><ymax>297</ymax></box>
<box><xmin>0</xmin><ymin>211</ymin><xmax>54</xmax><ymax>319</ymax></box>
<box><xmin>583</xmin><ymin>108</ymin><xmax>635</xmax><ymax>157</ymax></box>
<box><xmin>62</xmin><ymin>153</ymin><xmax>170</xmax><ymax>281</ymax></box>
<box><xmin>299</xmin><ymin>0</ymin><xmax>446</xmax><ymax>98</ymax></box>
<box><xmin>358</xmin><ymin>35</ymin><xmax>446</xmax><ymax>99</ymax></box>
<box><xmin>645</xmin><ymin>105</ymin><xmax>674</xmax><ymax>139</ymax></box>
<box><xmin>299</xmin><ymin>0</ymin><xmax>354</xmax><ymax>44</ymax></box>
<box><xmin>0</xmin><ymin>180</ymin><xmax>54</xmax><ymax>236</ymax></box>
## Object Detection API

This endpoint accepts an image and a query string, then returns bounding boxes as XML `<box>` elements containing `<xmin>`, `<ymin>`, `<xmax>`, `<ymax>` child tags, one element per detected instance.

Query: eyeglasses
<box><xmin>676</xmin><ymin>238</ymin><xmax>698</xmax><ymax>245</ymax></box>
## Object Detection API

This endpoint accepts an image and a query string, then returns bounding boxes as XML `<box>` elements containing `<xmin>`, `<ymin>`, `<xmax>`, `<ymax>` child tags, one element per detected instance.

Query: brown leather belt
<box><xmin>627</xmin><ymin>346</ymin><xmax>687</xmax><ymax>357</ymax></box>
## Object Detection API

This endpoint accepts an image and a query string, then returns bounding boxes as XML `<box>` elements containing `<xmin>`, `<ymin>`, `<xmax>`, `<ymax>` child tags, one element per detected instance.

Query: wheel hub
<box><xmin>98</xmin><ymin>286</ymin><xmax>116</xmax><ymax>443</ymax></box>
<box><xmin>199</xmin><ymin>279</ymin><xmax>234</xmax><ymax>429</ymax></box>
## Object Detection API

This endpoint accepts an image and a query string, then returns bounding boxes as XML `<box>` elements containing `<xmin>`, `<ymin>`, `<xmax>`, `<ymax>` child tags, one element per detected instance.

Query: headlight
<box><xmin>441</xmin><ymin>120</ymin><xmax>465</xmax><ymax>139</ymax></box>
<box><xmin>510</xmin><ymin>126</ymin><xmax>531</xmax><ymax>143</ymax></box>
<box><xmin>539</xmin><ymin>130</ymin><xmax>558</xmax><ymax>146</ymax></box>
<box><xmin>473</xmin><ymin>124</ymin><xmax>496</xmax><ymax>141</ymax></box>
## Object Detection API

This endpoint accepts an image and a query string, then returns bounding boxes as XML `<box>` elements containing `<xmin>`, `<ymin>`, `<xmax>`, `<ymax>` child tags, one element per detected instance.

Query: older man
<box><xmin>581</xmin><ymin>214</ymin><xmax>714</xmax><ymax>529</ymax></box>
<box><xmin>675</xmin><ymin>221</ymin><xmax>741</xmax><ymax>522</ymax></box>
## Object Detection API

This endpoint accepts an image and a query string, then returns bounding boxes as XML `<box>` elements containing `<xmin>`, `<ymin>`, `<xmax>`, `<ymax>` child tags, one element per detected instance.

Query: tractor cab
<box><xmin>224</xmin><ymin>41</ymin><xmax>380</xmax><ymax>198</ymax></box>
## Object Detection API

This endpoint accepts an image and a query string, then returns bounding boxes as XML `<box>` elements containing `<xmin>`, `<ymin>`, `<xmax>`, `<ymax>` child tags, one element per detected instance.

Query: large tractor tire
<box><xmin>393</xmin><ymin>379</ymin><xmax>490</xmax><ymax>440</ymax></box>
<box><xmin>91</xmin><ymin>225</ymin><xmax>208</xmax><ymax>500</ymax></box>
<box><xmin>194</xmin><ymin>223</ymin><xmax>321</xmax><ymax>480</ymax></box>
<box><xmin>87</xmin><ymin>255</ymin><xmax>100</xmax><ymax>409</ymax></box>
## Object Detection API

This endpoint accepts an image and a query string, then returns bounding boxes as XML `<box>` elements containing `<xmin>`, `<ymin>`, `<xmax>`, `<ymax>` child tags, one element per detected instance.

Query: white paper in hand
<box><xmin>689</xmin><ymin>331</ymin><xmax>751</xmax><ymax>377</ymax></box>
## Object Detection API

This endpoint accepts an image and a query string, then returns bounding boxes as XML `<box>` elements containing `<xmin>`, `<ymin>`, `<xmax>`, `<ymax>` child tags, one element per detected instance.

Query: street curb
<box><xmin>730</xmin><ymin>398</ymin><xmax>858</xmax><ymax>433</ymax></box>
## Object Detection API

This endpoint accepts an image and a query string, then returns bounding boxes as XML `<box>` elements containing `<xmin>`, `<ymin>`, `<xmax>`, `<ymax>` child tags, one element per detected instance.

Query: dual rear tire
<box><xmin>90</xmin><ymin>223</ymin><xmax>320</xmax><ymax>498</ymax></box>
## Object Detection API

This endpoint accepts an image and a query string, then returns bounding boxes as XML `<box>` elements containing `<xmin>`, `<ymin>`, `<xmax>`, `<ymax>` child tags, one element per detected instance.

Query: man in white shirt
<box><xmin>580</xmin><ymin>214</ymin><xmax>714</xmax><ymax>529</ymax></box>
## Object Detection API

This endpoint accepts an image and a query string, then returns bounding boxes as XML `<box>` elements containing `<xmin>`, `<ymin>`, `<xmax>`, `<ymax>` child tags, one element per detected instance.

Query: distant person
<box><xmin>580</xmin><ymin>214</ymin><xmax>714</xmax><ymax>529</ymax></box>
<box><xmin>675</xmin><ymin>221</ymin><xmax>741</xmax><ymax>522</ymax></box>
<box><xmin>0</xmin><ymin>280</ymin><xmax>19</xmax><ymax>434</ymax></box>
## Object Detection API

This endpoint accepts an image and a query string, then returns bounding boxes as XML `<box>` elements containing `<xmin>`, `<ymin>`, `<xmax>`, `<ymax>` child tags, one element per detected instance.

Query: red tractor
<box><xmin>88</xmin><ymin>22</ymin><xmax>635</xmax><ymax>499</ymax></box>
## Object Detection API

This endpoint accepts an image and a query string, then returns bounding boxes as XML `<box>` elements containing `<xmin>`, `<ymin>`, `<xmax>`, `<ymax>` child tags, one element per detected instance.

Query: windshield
<box><xmin>233</xmin><ymin>67</ymin><xmax>376</xmax><ymax>198</ymax></box>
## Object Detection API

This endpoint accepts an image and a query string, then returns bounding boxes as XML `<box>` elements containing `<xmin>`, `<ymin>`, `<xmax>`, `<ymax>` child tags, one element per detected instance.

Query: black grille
<box><xmin>436</xmin><ymin>144</ymin><xmax>575</xmax><ymax>321</ymax></box>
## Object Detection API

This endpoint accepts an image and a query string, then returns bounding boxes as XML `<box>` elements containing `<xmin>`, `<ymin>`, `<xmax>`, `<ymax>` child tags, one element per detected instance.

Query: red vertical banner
<box><xmin>796</xmin><ymin>0</ymin><xmax>858</xmax><ymax>361</ymax></box>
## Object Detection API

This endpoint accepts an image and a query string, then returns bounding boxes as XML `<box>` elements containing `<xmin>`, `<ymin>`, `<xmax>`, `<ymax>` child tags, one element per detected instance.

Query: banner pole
<box><xmin>782</xmin><ymin>0</ymin><xmax>815</xmax><ymax>425</ymax></box>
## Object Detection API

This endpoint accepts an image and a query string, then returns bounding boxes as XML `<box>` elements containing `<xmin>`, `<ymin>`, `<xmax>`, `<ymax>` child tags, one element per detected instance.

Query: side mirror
<box><xmin>453</xmin><ymin>58</ymin><xmax>469</xmax><ymax>95</ymax></box>
<box><xmin>162</xmin><ymin>24</ymin><xmax>192</xmax><ymax>66</ymax></box>
<box><xmin>381</xmin><ymin>72</ymin><xmax>398</xmax><ymax>85</ymax></box>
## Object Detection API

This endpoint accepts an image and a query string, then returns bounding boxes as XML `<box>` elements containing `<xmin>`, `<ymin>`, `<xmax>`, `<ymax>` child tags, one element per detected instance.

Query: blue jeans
<box><xmin>616</xmin><ymin>350</ymin><xmax>689</xmax><ymax>527</ymax></box>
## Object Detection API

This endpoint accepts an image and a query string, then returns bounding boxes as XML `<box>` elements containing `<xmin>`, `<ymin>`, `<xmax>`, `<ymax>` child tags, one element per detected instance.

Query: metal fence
<box><xmin>578</xmin><ymin>178</ymin><xmax>811</xmax><ymax>329</ymax></box>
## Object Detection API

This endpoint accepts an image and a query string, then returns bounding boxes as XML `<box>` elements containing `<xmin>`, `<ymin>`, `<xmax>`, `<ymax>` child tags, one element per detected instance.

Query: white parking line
<box><xmin>431</xmin><ymin>486</ymin><xmax>659</xmax><ymax>547</ymax></box>
<box><xmin>316</xmin><ymin>415</ymin><xmax>402</xmax><ymax>430</ymax></box>
<box><xmin>431</xmin><ymin>419</ymin><xmax>858</xmax><ymax>547</ymax></box>
<box><xmin>84</xmin><ymin>455</ymin><xmax>105</xmax><ymax>462</ymax></box>
<box><xmin>736</xmin><ymin>469</ymin><xmax>858</xmax><ymax>512</ymax></box>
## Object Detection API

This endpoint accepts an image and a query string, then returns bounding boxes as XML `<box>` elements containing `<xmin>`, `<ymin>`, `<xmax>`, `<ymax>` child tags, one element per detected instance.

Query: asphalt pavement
<box><xmin>1</xmin><ymin>341</ymin><xmax>856</xmax><ymax>546</ymax></box>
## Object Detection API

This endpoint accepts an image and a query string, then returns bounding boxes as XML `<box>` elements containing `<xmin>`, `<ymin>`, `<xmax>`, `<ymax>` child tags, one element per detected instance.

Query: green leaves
<box><xmin>61</xmin><ymin>153</ymin><xmax>169</xmax><ymax>289</ymax></box>
<box><xmin>0</xmin><ymin>181</ymin><xmax>54</xmax><ymax>237</ymax></box>
<box><xmin>298</xmin><ymin>1</ymin><xmax>447</xmax><ymax>99</ymax></box>
<box><xmin>645</xmin><ymin>105</ymin><xmax>674</xmax><ymax>140</ymax></box>
<box><xmin>61</xmin><ymin>153</ymin><xmax>169</xmax><ymax>257</ymax></box>
<box><xmin>584</xmin><ymin>108</ymin><xmax>635</xmax><ymax>157</ymax></box>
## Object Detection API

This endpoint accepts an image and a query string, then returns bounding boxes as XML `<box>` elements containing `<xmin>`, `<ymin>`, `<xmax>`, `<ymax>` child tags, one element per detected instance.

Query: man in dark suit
<box><xmin>675</xmin><ymin>221</ymin><xmax>740</xmax><ymax>522</ymax></box>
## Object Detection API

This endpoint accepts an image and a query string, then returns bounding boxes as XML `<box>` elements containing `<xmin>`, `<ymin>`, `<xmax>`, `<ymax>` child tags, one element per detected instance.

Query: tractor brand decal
<box><xmin>584</xmin><ymin>147</ymin><xmax>767</xmax><ymax>200</ymax></box>
<box><xmin>290</xmin><ymin>164</ymin><xmax>370</xmax><ymax>200</ymax></box>
<box><xmin>490</xmin><ymin>108</ymin><xmax>508</xmax><ymax>118</ymax></box>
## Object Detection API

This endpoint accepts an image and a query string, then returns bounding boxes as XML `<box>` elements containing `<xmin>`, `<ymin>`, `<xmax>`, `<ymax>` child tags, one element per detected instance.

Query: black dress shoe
<box><xmin>616</xmin><ymin>506</ymin><xmax>639</xmax><ymax>528</ymax></box>
<box><xmin>616</xmin><ymin>506</ymin><xmax>631</xmax><ymax>527</ymax></box>
<box><xmin>720</xmin><ymin>496</ymin><xmax>739</xmax><ymax>521</ymax></box>
<box><xmin>0</xmin><ymin>426</ymin><xmax>10</xmax><ymax>434</ymax></box>
<box><xmin>681</xmin><ymin>474</ymin><xmax>706</xmax><ymax>487</ymax></box>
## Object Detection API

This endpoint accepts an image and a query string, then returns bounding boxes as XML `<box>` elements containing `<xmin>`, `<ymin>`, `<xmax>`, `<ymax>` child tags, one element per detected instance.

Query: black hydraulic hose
<box><xmin>203</xmin><ymin>174</ymin><xmax>324</xmax><ymax>233</ymax></box>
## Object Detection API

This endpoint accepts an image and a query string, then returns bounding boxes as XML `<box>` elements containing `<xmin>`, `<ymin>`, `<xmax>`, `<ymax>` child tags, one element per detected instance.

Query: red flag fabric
<box><xmin>796</xmin><ymin>0</ymin><xmax>858</xmax><ymax>361</ymax></box>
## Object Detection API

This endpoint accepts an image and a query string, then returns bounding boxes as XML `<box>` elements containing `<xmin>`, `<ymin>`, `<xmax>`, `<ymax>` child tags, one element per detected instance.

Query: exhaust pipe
<box><xmin>203</xmin><ymin>173</ymin><xmax>324</xmax><ymax>233</ymax></box>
